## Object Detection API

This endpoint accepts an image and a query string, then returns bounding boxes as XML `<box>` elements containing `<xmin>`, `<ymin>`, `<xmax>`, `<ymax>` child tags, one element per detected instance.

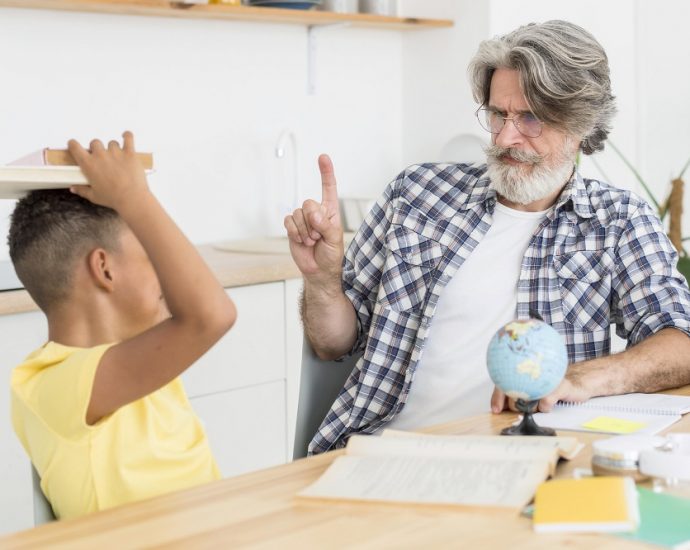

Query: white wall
<box><xmin>400</xmin><ymin>0</ymin><xmax>490</xmax><ymax>165</ymax></box>
<box><xmin>0</xmin><ymin>7</ymin><xmax>404</xmax><ymax>257</ymax></box>
<box><xmin>3</xmin><ymin>3</ymin><xmax>689</xmax><ymax>254</ymax></box>
<box><xmin>637</xmin><ymin>0</ymin><xmax>690</xmax><ymax>239</ymax></box>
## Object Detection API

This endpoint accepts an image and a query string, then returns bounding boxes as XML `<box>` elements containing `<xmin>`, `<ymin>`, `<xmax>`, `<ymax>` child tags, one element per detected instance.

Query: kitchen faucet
<box><xmin>274</xmin><ymin>129</ymin><xmax>299</xmax><ymax>211</ymax></box>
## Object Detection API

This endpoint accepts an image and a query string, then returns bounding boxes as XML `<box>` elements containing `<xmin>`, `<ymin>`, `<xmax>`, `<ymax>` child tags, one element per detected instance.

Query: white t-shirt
<box><xmin>384</xmin><ymin>201</ymin><xmax>549</xmax><ymax>432</ymax></box>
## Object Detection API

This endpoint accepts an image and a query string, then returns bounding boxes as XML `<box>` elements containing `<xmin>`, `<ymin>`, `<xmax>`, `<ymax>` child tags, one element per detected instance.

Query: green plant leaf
<box><xmin>607</xmin><ymin>141</ymin><xmax>661</xmax><ymax>211</ymax></box>
<box><xmin>679</xmin><ymin>156</ymin><xmax>690</xmax><ymax>180</ymax></box>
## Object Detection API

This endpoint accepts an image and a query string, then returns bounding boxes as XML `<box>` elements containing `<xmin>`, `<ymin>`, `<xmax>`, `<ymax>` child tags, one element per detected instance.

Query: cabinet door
<box><xmin>189</xmin><ymin>380</ymin><xmax>286</xmax><ymax>478</ymax></box>
<box><xmin>284</xmin><ymin>278</ymin><xmax>303</xmax><ymax>459</ymax></box>
<box><xmin>181</xmin><ymin>283</ymin><xmax>286</xmax><ymax>398</ymax></box>
<box><xmin>0</xmin><ymin>311</ymin><xmax>47</xmax><ymax>535</ymax></box>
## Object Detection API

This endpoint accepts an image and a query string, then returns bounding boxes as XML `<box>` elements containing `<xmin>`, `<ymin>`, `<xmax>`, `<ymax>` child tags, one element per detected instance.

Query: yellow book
<box><xmin>533</xmin><ymin>476</ymin><xmax>639</xmax><ymax>533</ymax></box>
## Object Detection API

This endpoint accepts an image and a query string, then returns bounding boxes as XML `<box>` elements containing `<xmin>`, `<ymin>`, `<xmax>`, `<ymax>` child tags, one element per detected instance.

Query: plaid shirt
<box><xmin>309</xmin><ymin>163</ymin><xmax>690</xmax><ymax>454</ymax></box>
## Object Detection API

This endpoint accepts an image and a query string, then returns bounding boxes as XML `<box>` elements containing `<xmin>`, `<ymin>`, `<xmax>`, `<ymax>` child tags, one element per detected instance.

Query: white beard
<box><xmin>485</xmin><ymin>145</ymin><xmax>575</xmax><ymax>205</ymax></box>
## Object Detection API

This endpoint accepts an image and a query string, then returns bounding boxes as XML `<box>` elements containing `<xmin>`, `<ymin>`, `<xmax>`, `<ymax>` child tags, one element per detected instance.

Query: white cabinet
<box><xmin>182</xmin><ymin>283</ymin><xmax>286</xmax><ymax>396</ymax></box>
<box><xmin>0</xmin><ymin>310</ymin><xmax>47</xmax><ymax>535</ymax></box>
<box><xmin>181</xmin><ymin>281</ymin><xmax>302</xmax><ymax>477</ymax></box>
<box><xmin>190</xmin><ymin>381</ymin><xmax>286</xmax><ymax>477</ymax></box>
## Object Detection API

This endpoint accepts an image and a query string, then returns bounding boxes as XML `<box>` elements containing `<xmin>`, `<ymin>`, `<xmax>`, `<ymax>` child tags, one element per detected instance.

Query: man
<box><xmin>285</xmin><ymin>20</ymin><xmax>690</xmax><ymax>454</ymax></box>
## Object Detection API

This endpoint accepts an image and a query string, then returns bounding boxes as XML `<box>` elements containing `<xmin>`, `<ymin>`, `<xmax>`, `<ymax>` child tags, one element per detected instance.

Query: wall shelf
<box><xmin>0</xmin><ymin>0</ymin><xmax>454</xmax><ymax>30</ymax></box>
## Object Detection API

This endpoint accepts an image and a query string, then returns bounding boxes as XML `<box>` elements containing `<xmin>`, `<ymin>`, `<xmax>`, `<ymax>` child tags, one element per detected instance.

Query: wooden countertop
<box><xmin>4</xmin><ymin>388</ymin><xmax>689</xmax><ymax>549</ymax></box>
<box><xmin>0</xmin><ymin>240</ymin><xmax>301</xmax><ymax>316</ymax></box>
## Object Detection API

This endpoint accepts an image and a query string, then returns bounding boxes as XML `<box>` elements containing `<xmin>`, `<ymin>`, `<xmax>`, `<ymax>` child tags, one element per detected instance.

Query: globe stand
<box><xmin>501</xmin><ymin>399</ymin><xmax>556</xmax><ymax>436</ymax></box>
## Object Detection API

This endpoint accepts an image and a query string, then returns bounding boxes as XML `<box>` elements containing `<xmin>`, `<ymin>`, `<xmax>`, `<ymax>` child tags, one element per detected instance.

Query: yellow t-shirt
<box><xmin>11</xmin><ymin>342</ymin><xmax>220</xmax><ymax>520</ymax></box>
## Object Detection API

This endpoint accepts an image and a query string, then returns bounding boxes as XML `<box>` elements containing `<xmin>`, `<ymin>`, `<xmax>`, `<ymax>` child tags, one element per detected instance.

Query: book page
<box><xmin>557</xmin><ymin>393</ymin><xmax>690</xmax><ymax>415</ymax></box>
<box><xmin>351</xmin><ymin>431</ymin><xmax>580</xmax><ymax>461</ymax></box>
<box><xmin>532</xmin><ymin>408</ymin><xmax>681</xmax><ymax>435</ymax></box>
<box><xmin>298</xmin><ymin>455</ymin><xmax>550</xmax><ymax>509</ymax></box>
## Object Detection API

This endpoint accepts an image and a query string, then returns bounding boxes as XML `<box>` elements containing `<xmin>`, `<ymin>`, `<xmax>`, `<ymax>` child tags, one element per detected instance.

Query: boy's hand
<box><xmin>67</xmin><ymin>131</ymin><xmax>149</xmax><ymax>211</ymax></box>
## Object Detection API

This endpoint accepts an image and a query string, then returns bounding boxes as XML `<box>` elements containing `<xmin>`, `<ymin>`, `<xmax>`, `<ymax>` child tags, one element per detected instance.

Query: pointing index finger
<box><xmin>318</xmin><ymin>154</ymin><xmax>339</xmax><ymax>209</ymax></box>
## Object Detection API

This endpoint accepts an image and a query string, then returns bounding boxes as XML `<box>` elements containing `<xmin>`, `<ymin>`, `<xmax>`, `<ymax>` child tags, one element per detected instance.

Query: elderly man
<box><xmin>285</xmin><ymin>20</ymin><xmax>690</xmax><ymax>454</ymax></box>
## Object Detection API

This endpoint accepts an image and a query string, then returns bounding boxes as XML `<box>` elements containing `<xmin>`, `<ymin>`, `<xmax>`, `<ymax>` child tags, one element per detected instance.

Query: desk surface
<box><xmin>4</xmin><ymin>388</ymin><xmax>690</xmax><ymax>549</ymax></box>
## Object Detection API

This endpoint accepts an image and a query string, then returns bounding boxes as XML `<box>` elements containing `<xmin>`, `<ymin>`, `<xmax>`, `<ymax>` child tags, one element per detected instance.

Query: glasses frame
<box><xmin>475</xmin><ymin>107</ymin><xmax>545</xmax><ymax>139</ymax></box>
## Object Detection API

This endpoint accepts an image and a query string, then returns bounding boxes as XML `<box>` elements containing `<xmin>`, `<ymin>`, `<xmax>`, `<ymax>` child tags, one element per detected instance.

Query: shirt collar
<box><xmin>553</xmin><ymin>167</ymin><xmax>595</xmax><ymax>219</ymax></box>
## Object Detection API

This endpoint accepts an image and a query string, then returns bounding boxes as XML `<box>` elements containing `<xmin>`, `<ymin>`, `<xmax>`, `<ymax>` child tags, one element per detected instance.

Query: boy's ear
<box><xmin>87</xmin><ymin>248</ymin><xmax>115</xmax><ymax>291</ymax></box>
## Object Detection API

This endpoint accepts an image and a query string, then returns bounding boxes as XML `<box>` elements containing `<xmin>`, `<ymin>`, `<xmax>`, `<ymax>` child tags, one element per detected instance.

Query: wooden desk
<box><xmin>3</xmin><ymin>388</ymin><xmax>690</xmax><ymax>549</ymax></box>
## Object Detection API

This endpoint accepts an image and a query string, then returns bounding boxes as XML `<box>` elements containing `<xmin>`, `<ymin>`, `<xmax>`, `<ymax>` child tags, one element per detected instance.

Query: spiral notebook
<box><xmin>530</xmin><ymin>393</ymin><xmax>690</xmax><ymax>435</ymax></box>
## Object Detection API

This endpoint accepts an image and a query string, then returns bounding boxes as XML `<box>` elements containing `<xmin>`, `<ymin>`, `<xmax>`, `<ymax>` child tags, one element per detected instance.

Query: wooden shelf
<box><xmin>0</xmin><ymin>0</ymin><xmax>453</xmax><ymax>30</ymax></box>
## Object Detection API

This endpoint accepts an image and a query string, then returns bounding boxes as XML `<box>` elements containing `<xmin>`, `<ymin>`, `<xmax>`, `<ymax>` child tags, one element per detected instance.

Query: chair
<box><xmin>437</xmin><ymin>133</ymin><xmax>488</xmax><ymax>164</ymax></box>
<box><xmin>31</xmin><ymin>465</ymin><xmax>56</xmax><ymax>525</ymax></box>
<box><xmin>292</xmin><ymin>337</ymin><xmax>361</xmax><ymax>460</ymax></box>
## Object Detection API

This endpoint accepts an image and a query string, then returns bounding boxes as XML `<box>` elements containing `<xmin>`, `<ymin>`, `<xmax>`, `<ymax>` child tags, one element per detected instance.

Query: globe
<box><xmin>486</xmin><ymin>319</ymin><xmax>568</xmax><ymax>402</ymax></box>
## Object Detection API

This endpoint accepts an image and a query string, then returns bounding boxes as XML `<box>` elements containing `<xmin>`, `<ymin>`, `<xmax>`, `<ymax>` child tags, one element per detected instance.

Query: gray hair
<box><xmin>468</xmin><ymin>20</ymin><xmax>616</xmax><ymax>155</ymax></box>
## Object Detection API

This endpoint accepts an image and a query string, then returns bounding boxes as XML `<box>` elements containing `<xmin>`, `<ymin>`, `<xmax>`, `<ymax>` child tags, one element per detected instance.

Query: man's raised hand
<box><xmin>284</xmin><ymin>154</ymin><xmax>344</xmax><ymax>282</ymax></box>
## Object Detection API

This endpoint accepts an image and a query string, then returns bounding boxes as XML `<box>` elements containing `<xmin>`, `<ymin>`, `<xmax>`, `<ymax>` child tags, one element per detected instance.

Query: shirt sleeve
<box><xmin>32</xmin><ymin>344</ymin><xmax>115</xmax><ymax>440</ymax></box>
<box><xmin>341</xmin><ymin>171</ymin><xmax>401</xmax><ymax>357</ymax></box>
<box><xmin>613</xmin><ymin>201</ymin><xmax>690</xmax><ymax>344</ymax></box>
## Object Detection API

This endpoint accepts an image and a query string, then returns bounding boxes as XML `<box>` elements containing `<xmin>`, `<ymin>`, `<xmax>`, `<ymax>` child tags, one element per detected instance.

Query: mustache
<box><xmin>485</xmin><ymin>145</ymin><xmax>543</xmax><ymax>165</ymax></box>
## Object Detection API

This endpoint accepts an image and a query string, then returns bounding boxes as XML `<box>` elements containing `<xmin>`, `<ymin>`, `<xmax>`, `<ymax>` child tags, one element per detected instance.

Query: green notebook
<box><xmin>618</xmin><ymin>487</ymin><xmax>690</xmax><ymax>549</ymax></box>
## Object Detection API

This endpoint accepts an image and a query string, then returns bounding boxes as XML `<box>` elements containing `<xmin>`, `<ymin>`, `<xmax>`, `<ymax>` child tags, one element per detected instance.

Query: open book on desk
<box><xmin>297</xmin><ymin>430</ymin><xmax>582</xmax><ymax>512</ymax></box>
<box><xmin>531</xmin><ymin>393</ymin><xmax>690</xmax><ymax>435</ymax></box>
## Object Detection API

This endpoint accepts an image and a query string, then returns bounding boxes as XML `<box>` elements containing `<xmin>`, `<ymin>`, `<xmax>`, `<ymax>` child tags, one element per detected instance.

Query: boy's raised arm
<box><xmin>69</xmin><ymin>132</ymin><xmax>237</xmax><ymax>425</ymax></box>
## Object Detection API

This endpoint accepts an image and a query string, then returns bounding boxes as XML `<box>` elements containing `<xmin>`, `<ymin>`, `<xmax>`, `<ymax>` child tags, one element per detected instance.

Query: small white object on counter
<box><xmin>639</xmin><ymin>433</ymin><xmax>690</xmax><ymax>481</ymax></box>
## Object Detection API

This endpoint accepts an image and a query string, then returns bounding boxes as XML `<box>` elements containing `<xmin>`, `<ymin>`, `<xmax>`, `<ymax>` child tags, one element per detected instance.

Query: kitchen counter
<box><xmin>0</xmin><ymin>241</ymin><xmax>302</xmax><ymax>316</ymax></box>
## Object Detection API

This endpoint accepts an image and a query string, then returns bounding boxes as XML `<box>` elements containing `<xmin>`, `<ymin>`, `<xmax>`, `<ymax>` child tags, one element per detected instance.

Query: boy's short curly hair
<box><xmin>8</xmin><ymin>190</ymin><xmax>123</xmax><ymax>313</ymax></box>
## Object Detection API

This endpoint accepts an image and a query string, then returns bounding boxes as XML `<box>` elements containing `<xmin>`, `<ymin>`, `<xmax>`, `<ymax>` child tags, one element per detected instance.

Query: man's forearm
<box><xmin>570</xmin><ymin>328</ymin><xmax>690</xmax><ymax>396</ymax></box>
<box><xmin>301</xmin><ymin>280</ymin><xmax>358</xmax><ymax>361</ymax></box>
<box><xmin>540</xmin><ymin>328</ymin><xmax>690</xmax><ymax>411</ymax></box>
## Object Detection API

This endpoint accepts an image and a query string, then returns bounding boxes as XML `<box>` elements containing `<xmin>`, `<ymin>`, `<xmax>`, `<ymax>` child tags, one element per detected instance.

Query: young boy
<box><xmin>9</xmin><ymin>132</ymin><xmax>237</xmax><ymax>520</ymax></box>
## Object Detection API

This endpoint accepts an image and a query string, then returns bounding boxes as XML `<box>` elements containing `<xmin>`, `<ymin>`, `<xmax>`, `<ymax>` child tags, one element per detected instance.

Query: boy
<box><xmin>9</xmin><ymin>132</ymin><xmax>237</xmax><ymax>520</ymax></box>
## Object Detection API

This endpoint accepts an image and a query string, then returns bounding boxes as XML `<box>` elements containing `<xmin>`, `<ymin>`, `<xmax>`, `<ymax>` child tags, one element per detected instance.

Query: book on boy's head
<box><xmin>533</xmin><ymin>476</ymin><xmax>639</xmax><ymax>533</ymax></box>
<box><xmin>530</xmin><ymin>393</ymin><xmax>690</xmax><ymax>435</ymax></box>
<box><xmin>0</xmin><ymin>148</ymin><xmax>154</xmax><ymax>199</ymax></box>
<box><xmin>9</xmin><ymin>148</ymin><xmax>154</xmax><ymax>169</ymax></box>
<box><xmin>297</xmin><ymin>431</ymin><xmax>582</xmax><ymax>513</ymax></box>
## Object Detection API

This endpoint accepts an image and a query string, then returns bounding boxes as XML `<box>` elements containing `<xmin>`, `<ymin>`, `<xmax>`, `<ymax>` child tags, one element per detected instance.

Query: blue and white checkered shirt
<box><xmin>308</xmin><ymin>163</ymin><xmax>690</xmax><ymax>454</ymax></box>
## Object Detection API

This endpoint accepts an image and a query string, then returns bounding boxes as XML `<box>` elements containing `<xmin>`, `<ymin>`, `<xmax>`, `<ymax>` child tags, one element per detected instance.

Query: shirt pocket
<box><xmin>378</xmin><ymin>222</ymin><xmax>445</xmax><ymax>313</ymax></box>
<box><xmin>553</xmin><ymin>249</ymin><xmax>614</xmax><ymax>332</ymax></box>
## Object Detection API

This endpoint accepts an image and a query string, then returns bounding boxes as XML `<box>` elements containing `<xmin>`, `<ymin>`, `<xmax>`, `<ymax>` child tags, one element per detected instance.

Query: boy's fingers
<box><xmin>90</xmin><ymin>139</ymin><xmax>105</xmax><ymax>153</ymax></box>
<box><xmin>122</xmin><ymin>131</ymin><xmax>135</xmax><ymax>152</ymax></box>
<box><xmin>67</xmin><ymin>139</ymin><xmax>89</xmax><ymax>164</ymax></box>
<box><xmin>108</xmin><ymin>140</ymin><xmax>121</xmax><ymax>152</ymax></box>
<box><xmin>69</xmin><ymin>185</ymin><xmax>92</xmax><ymax>201</ymax></box>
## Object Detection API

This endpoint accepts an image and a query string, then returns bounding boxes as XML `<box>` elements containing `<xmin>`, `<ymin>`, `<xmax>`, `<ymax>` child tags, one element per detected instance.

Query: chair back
<box><xmin>292</xmin><ymin>337</ymin><xmax>360</xmax><ymax>459</ymax></box>
<box><xmin>31</xmin><ymin>465</ymin><xmax>56</xmax><ymax>525</ymax></box>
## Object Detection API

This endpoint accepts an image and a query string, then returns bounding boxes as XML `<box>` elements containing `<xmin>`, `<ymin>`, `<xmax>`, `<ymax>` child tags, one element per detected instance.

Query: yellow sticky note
<box><xmin>582</xmin><ymin>416</ymin><xmax>647</xmax><ymax>434</ymax></box>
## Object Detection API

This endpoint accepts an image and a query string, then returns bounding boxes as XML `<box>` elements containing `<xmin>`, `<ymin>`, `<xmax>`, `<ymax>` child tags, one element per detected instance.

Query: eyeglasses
<box><xmin>475</xmin><ymin>108</ymin><xmax>544</xmax><ymax>138</ymax></box>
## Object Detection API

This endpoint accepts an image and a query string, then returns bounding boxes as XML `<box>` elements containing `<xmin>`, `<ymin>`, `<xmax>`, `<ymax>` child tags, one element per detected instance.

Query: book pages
<box><xmin>299</xmin><ymin>455</ymin><xmax>551</xmax><ymax>509</ymax></box>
